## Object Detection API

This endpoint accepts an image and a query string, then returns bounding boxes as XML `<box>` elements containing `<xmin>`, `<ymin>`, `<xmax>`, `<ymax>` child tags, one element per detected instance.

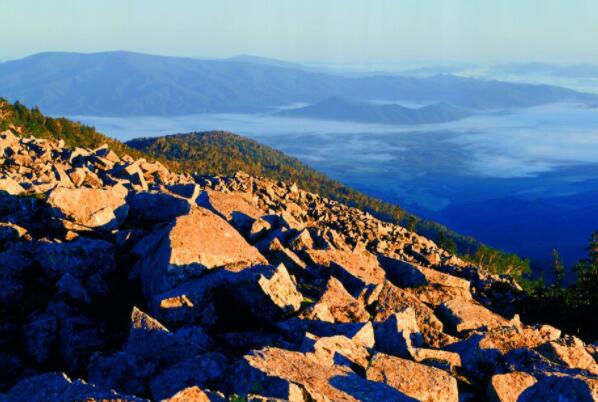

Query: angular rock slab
<box><xmin>136</xmin><ymin>206</ymin><xmax>268</xmax><ymax>298</ymax></box>
<box><xmin>5</xmin><ymin>372</ymin><xmax>145</xmax><ymax>402</ymax></box>
<box><xmin>233</xmin><ymin>347</ymin><xmax>414</xmax><ymax>402</ymax></box>
<box><xmin>488</xmin><ymin>372</ymin><xmax>537</xmax><ymax>402</ymax></box>
<box><xmin>151</xmin><ymin>264</ymin><xmax>302</xmax><ymax>327</ymax></box>
<box><xmin>366</xmin><ymin>353</ymin><xmax>459</xmax><ymax>402</ymax></box>
<box><xmin>437</xmin><ymin>298</ymin><xmax>508</xmax><ymax>334</ymax></box>
<box><xmin>47</xmin><ymin>184</ymin><xmax>128</xmax><ymax>230</ymax></box>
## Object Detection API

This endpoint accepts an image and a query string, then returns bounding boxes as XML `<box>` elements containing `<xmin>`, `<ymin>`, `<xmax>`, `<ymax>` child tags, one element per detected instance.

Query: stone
<box><xmin>5</xmin><ymin>372</ymin><xmax>145</xmax><ymax>402</ymax></box>
<box><xmin>304</xmin><ymin>248</ymin><xmax>386</xmax><ymax>294</ymax></box>
<box><xmin>150</xmin><ymin>354</ymin><xmax>228</xmax><ymax>401</ymax></box>
<box><xmin>437</xmin><ymin>298</ymin><xmax>508</xmax><ymax>333</ymax></box>
<box><xmin>152</xmin><ymin>264</ymin><xmax>301</xmax><ymax>327</ymax></box>
<box><xmin>366</xmin><ymin>353</ymin><xmax>459</xmax><ymax>402</ymax></box>
<box><xmin>0</xmin><ymin>222</ymin><xmax>28</xmax><ymax>242</ymax></box>
<box><xmin>303</xmin><ymin>277</ymin><xmax>370</xmax><ymax>323</ymax></box>
<box><xmin>304</xmin><ymin>334</ymin><xmax>371</xmax><ymax>371</ymax></box>
<box><xmin>488</xmin><ymin>372</ymin><xmax>537</xmax><ymax>402</ymax></box>
<box><xmin>47</xmin><ymin>184</ymin><xmax>128</xmax><ymax>230</ymax></box>
<box><xmin>379</xmin><ymin>256</ymin><xmax>470</xmax><ymax>289</ymax></box>
<box><xmin>374</xmin><ymin>308</ymin><xmax>422</xmax><ymax>357</ymax></box>
<box><xmin>518</xmin><ymin>374</ymin><xmax>598</xmax><ymax>402</ymax></box>
<box><xmin>136</xmin><ymin>206</ymin><xmax>267</xmax><ymax>298</ymax></box>
<box><xmin>537</xmin><ymin>336</ymin><xmax>598</xmax><ymax>375</ymax></box>
<box><xmin>222</xmin><ymin>264</ymin><xmax>303</xmax><ymax>324</ymax></box>
<box><xmin>479</xmin><ymin>324</ymin><xmax>561</xmax><ymax>354</ymax></box>
<box><xmin>0</xmin><ymin>177</ymin><xmax>24</xmax><ymax>195</ymax></box>
<box><xmin>126</xmin><ymin>191</ymin><xmax>191</xmax><ymax>224</ymax></box>
<box><xmin>24</xmin><ymin>312</ymin><xmax>58</xmax><ymax>366</ymax></box>
<box><xmin>231</xmin><ymin>347</ymin><xmax>411</xmax><ymax>401</ymax></box>
<box><xmin>160</xmin><ymin>386</ymin><xmax>211</xmax><ymax>402</ymax></box>
<box><xmin>374</xmin><ymin>281</ymin><xmax>449</xmax><ymax>348</ymax></box>
<box><xmin>197</xmin><ymin>189</ymin><xmax>263</xmax><ymax>222</ymax></box>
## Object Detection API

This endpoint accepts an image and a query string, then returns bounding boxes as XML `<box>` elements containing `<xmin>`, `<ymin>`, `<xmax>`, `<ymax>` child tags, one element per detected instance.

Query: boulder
<box><xmin>519</xmin><ymin>374</ymin><xmax>598</xmax><ymax>402</ymax></box>
<box><xmin>36</xmin><ymin>238</ymin><xmax>116</xmax><ymax>298</ymax></box>
<box><xmin>366</xmin><ymin>353</ymin><xmax>459</xmax><ymax>402</ymax></box>
<box><xmin>437</xmin><ymin>298</ymin><xmax>508</xmax><ymax>334</ymax></box>
<box><xmin>47</xmin><ymin>184</ymin><xmax>128</xmax><ymax>230</ymax></box>
<box><xmin>374</xmin><ymin>308</ymin><xmax>422</xmax><ymax>357</ymax></box>
<box><xmin>379</xmin><ymin>256</ymin><xmax>470</xmax><ymax>289</ymax></box>
<box><xmin>160</xmin><ymin>386</ymin><xmax>216</xmax><ymax>402</ymax></box>
<box><xmin>151</xmin><ymin>264</ymin><xmax>301</xmax><ymax>328</ymax></box>
<box><xmin>126</xmin><ymin>191</ymin><xmax>191</xmax><ymax>224</ymax></box>
<box><xmin>0</xmin><ymin>177</ymin><xmax>24</xmax><ymax>195</ymax></box>
<box><xmin>231</xmin><ymin>347</ymin><xmax>412</xmax><ymax>401</ymax></box>
<box><xmin>304</xmin><ymin>248</ymin><xmax>386</xmax><ymax>295</ymax></box>
<box><xmin>149</xmin><ymin>353</ymin><xmax>228</xmax><ymax>401</ymax></box>
<box><xmin>197</xmin><ymin>189</ymin><xmax>263</xmax><ymax>222</ymax></box>
<box><xmin>5</xmin><ymin>372</ymin><xmax>145</xmax><ymax>402</ymax></box>
<box><xmin>488</xmin><ymin>372</ymin><xmax>537</xmax><ymax>402</ymax></box>
<box><xmin>135</xmin><ymin>206</ymin><xmax>267</xmax><ymax>298</ymax></box>
<box><xmin>88</xmin><ymin>307</ymin><xmax>206</xmax><ymax>396</ymax></box>
<box><xmin>302</xmin><ymin>277</ymin><xmax>370</xmax><ymax>323</ymax></box>
<box><xmin>374</xmin><ymin>281</ymin><xmax>449</xmax><ymax>348</ymax></box>
<box><xmin>537</xmin><ymin>336</ymin><xmax>598</xmax><ymax>375</ymax></box>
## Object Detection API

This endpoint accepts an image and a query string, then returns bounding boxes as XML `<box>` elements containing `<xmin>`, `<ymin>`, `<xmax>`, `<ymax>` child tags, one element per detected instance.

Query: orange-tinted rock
<box><xmin>137</xmin><ymin>206</ymin><xmax>268</xmax><ymax>297</ymax></box>
<box><xmin>304</xmin><ymin>248</ymin><xmax>386</xmax><ymax>293</ymax></box>
<box><xmin>488</xmin><ymin>372</ymin><xmax>537</xmax><ymax>402</ymax></box>
<box><xmin>161</xmin><ymin>386</ymin><xmax>211</xmax><ymax>402</ymax></box>
<box><xmin>47</xmin><ymin>184</ymin><xmax>128</xmax><ymax>230</ymax></box>
<box><xmin>303</xmin><ymin>277</ymin><xmax>370</xmax><ymax>323</ymax></box>
<box><xmin>366</xmin><ymin>353</ymin><xmax>459</xmax><ymax>402</ymax></box>
<box><xmin>375</xmin><ymin>281</ymin><xmax>449</xmax><ymax>347</ymax></box>
<box><xmin>438</xmin><ymin>298</ymin><xmax>508</xmax><ymax>333</ymax></box>
<box><xmin>538</xmin><ymin>336</ymin><xmax>598</xmax><ymax>375</ymax></box>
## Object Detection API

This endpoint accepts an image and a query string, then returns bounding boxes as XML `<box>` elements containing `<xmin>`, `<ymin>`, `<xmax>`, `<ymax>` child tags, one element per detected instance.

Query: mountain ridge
<box><xmin>1</xmin><ymin>51</ymin><xmax>597</xmax><ymax>116</ymax></box>
<box><xmin>276</xmin><ymin>96</ymin><xmax>473</xmax><ymax>125</ymax></box>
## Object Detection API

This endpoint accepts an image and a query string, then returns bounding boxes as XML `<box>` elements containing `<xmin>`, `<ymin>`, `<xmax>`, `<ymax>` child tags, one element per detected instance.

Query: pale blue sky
<box><xmin>1</xmin><ymin>0</ymin><xmax>597</xmax><ymax>64</ymax></box>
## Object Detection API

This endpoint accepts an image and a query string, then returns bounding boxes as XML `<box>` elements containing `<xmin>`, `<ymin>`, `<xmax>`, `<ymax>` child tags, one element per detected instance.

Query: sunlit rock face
<box><xmin>1</xmin><ymin>128</ymin><xmax>597</xmax><ymax>402</ymax></box>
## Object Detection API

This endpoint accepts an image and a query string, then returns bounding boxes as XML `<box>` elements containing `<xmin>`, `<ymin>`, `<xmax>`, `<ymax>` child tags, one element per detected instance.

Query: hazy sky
<box><xmin>2</xmin><ymin>0</ymin><xmax>597</xmax><ymax>64</ymax></box>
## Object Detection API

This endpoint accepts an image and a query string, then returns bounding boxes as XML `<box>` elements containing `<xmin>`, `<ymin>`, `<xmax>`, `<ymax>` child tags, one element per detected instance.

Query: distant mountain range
<box><xmin>276</xmin><ymin>97</ymin><xmax>472</xmax><ymax>125</ymax></box>
<box><xmin>0</xmin><ymin>51</ymin><xmax>596</xmax><ymax>116</ymax></box>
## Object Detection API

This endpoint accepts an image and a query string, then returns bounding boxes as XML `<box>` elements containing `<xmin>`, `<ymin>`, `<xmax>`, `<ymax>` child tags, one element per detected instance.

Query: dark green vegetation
<box><xmin>1</xmin><ymin>51</ymin><xmax>597</xmax><ymax>116</ymax></box>
<box><xmin>522</xmin><ymin>232</ymin><xmax>598</xmax><ymax>340</ymax></box>
<box><xmin>0</xmin><ymin>99</ymin><xmax>148</xmax><ymax>160</ymax></box>
<box><xmin>276</xmin><ymin>97</ymin><xmax>472</xmax><ymax>125</ymax></box>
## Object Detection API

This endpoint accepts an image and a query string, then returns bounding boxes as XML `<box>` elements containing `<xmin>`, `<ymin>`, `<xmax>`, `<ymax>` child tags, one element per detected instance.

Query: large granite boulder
<box><xmin>366</xmin><ymin>353</ymin><xmax>459</xmax><ymax>402</ymax></box>
<box><xmin>134</xmin><ymin>206</ymin><xmax>268</xmax><ymax>298</ymax></box>
<box><xmin>47</xmin><ymin>184</ymin><xmax>128</xmax><ymax>230</ymax></box>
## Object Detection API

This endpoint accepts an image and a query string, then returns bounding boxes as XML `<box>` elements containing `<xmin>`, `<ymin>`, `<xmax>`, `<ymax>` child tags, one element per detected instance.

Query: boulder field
<box><xmin>0</xmin><ymin>128</ymin><xmax>597</xmax><ymax>401</ymax></box>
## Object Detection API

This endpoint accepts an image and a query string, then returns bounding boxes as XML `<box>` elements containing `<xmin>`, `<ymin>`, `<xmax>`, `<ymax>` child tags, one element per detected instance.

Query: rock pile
<box><xmin>1</xmin><ymin>128</ymin><xmax>597</xmax><ymax>401</ymax></box>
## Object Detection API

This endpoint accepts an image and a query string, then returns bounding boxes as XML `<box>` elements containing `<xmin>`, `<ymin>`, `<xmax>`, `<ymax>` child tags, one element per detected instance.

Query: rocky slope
<box><xmin>0</xmin><ymin>128</ymin><xmax>597</xmax><ymax>402</ymax></box>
